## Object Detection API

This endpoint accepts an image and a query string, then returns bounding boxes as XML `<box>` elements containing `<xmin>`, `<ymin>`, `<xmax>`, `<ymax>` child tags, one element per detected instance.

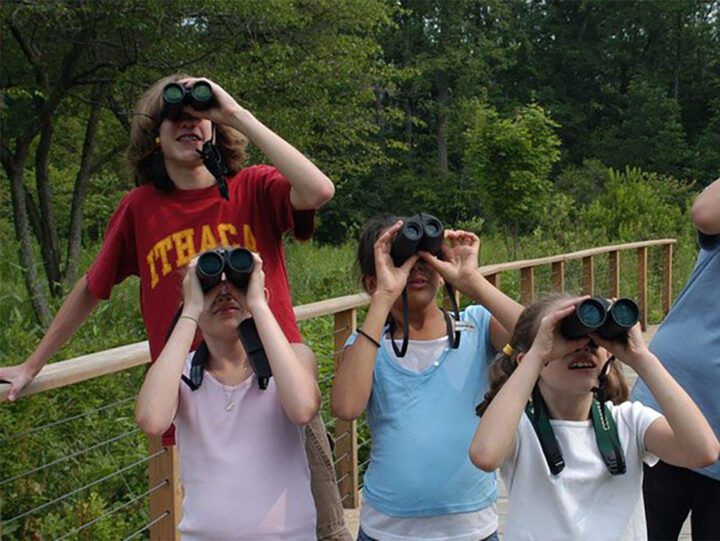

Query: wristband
<box><xmin>180</xmin><ymin>314</ymin><xmax>199</xmax><ymax>325</ymax></box>
<box><xmin>356</xmin><ymin>328</ymin><xmax>381</xmax><ymax>348</ymax></box>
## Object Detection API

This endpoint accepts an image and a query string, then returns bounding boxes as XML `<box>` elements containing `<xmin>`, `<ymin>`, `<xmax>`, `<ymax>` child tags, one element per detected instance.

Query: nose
<box><xmin>178</xmin><ymin>113</ymin><xmax>199</xmax><ymax>126</ymax></box>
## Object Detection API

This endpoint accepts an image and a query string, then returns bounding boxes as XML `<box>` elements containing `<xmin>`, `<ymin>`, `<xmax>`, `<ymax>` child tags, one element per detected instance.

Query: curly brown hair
<box><xmin>476</xmin><ymin>293</ymin><xmax>629</xmax><ymax>416</ymax></box>
<box><xmin>127</xmin><ymin>73</ymin><xmax>249</xmax><ymax>190</ymax></box>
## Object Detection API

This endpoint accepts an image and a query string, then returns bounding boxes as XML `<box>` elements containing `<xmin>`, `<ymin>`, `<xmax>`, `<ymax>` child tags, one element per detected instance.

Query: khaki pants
<box><xmin>305</xmin><ymin>414</ymin><xmax>353</xmax><ymax>540</ymax></box>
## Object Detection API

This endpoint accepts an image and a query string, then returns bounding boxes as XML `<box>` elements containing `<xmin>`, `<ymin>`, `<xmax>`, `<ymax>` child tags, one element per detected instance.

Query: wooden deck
<box><xmin>343</xmin><ymin>325</ymin><xmax>692</xmax><ymax>539</ymax></box>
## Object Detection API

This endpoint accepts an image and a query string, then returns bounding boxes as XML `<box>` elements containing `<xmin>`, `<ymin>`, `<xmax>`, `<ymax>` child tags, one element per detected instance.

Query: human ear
<box><xmin>363</xmin><ymin>275</ymin><xmax>377</xmax><ymax>294</ymax></box>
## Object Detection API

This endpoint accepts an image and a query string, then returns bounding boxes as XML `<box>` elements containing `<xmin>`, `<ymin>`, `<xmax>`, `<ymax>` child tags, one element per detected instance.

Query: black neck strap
<box><xmin>526</xmin><ymin>385</ymin><xmax>626</xmax><ymax>476</ymax></box>
<box><xmin>388</xmin><ymin>282</ymin><xmax>461</xmax><ymax>358</ymax></box>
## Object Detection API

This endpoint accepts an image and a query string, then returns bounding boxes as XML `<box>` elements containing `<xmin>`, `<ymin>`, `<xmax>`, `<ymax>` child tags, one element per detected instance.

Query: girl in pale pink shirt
<box><xmin>136</xmin><ymin>250</ymin><xmax>321</xmax><ymax>540</ymax></box>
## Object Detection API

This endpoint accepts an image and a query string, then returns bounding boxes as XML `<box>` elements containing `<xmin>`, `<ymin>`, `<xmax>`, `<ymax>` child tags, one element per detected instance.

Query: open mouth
<box><xmin>568</xmin><ymin>358</ymin><xmax>597</xmax><ymax>370</ymax></box>
<box><xmin>177</xmin><ymin>133</ymin><xmax>201</xmax><ymax>142</ymax></box>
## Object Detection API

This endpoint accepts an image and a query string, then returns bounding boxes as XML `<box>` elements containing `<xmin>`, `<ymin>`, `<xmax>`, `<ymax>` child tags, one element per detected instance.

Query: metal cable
<box><xmin>53</xmin><ymin>480</ymin><xmax>168</xmax><ymax>541</ymax></box>
<box><xmin>5</xmin><ymin>449</ymin><xmax>166</xmax><ymax>524</ymax></box>
<box><xmin>3</xmin><ymin>396</ymin><xmax>135</xmax><ymax>442</ymax></box>
<box><xmin>333</xmin><ymin>451</ymin><xmax>349</xmax><ymax>466</ymax></box>
<box><xmin>122</xmin><ymin>511</ymin><xmax>170</xmax><ymax>541</ymax></box>
<box><xmin>0</xmin><ymin>428</ymin><xmax>141</xmax><ymax>486</ymax></box>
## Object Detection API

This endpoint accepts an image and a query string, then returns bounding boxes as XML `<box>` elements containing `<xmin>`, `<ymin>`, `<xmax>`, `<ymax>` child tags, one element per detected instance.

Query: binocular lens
<box><xmin>197</xmin><ymin>251</ymin><xmax>224</xmax><ymax>276</ymax></box>
<box><xmin>610</xmin><ymin>299</ymin><xmax>639</xmax><ymax>327</ymax></box>
<box><xmin>404</xmin><ymin>221</ymin><xmax>423</xmax><ymax>240</ymax></box>
<box><xmin>162</xmin><ymin>83</ymin><xmax>185</xmax><ymax>104</ymax></box>
<box><xmin>190</xmin><ymin>81</ymin><xmax>213</xmax><ymax>103</ymax></box>
<box><xmin>227</xmin><ymin>248</ymin><xmax>254</xmax><ymax>272</ymax></box>
<box><xmin>424</xmin><ymin>221</ymin><xmax>441</xmax><ymax>237</ymax></box>
<box><xmin>577</xmin><ymin>301</ymin><xmax>605</xmax><ymax>327</ymax></box>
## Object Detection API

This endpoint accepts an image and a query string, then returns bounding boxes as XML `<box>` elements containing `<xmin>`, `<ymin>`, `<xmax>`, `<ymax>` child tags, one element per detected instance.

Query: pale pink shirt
<box><xmin>175</xmin><ymin>355</ymin><xmax>316</xmax><ymax>540</ymax></box>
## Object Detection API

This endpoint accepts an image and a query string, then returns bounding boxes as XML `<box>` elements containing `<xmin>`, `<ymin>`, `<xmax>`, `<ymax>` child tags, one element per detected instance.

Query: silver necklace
<box><xmin>209</xmin><ymin>365</ymin><xmax>248</xmax><ymax>412</ymax></box>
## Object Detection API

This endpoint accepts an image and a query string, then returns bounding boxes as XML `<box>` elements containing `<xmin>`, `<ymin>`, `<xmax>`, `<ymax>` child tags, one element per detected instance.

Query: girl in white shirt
<box><xmin>469</xmin><ymin>294</ymin><xmax>719</xmax><ymax>541</ymax></box>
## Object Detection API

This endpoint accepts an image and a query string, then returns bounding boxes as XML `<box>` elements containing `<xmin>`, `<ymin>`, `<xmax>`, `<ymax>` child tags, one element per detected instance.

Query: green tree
<box><xmin>464</xmin><ymin>102</ymin><xmax>561</xmax><ymax>256</ymax></box>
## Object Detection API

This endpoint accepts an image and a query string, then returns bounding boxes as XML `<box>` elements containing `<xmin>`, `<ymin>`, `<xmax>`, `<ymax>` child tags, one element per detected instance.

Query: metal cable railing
<box><xmin>53</xmin><ymin>480</ymin><xmax>168</xmax><ymax>541</ymax></box>
<box><xmin>0</xmin><ymin>428</ymin><xmax>141</xmax><ymax>486</ymax></box>
<box><xmin>4</xmin><ymin>449</ymin><xmax>166</xmax><ymax>524</ymax></box>
<box><xmin>122</xmin><ymin>511</ymin><xmax>170</xmax><ymax>541</ymax></box>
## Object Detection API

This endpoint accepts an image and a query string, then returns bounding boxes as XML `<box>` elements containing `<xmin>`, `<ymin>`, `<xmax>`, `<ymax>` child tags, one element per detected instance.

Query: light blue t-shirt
<box><xmin>347</xmin><ymin>305</ymin><xmax>498</xmax><ymax>517</ymax></box>
<box><xmin>632</xmin><ymin>232</ymin><xmax>720</xmax><ymax>480</ymax></box>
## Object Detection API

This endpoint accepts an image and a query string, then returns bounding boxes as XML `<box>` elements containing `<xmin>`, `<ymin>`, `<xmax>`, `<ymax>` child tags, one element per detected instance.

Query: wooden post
<box><xmin>148</xmin><ymin>436</ymin><xmax>182</xmax><ymax>541</ymax></box>
<box><xmin>608</xmin><ymin>251</ymin><xmax>620</xmax><ymax>298</ymax></box>
<box><xmin>551</xmin><ymin>261</ymin><xmax>565</xmax><ymax>292</ymax></box>
<box><xmin>486</xmin><ymin>273</ymin><xmax>501</xmax><ymax>289</ymax></box>
<box><xmin>520</xmin><ymin>267</ymin><xmax>535</xmax><ymax>306</ymax></box>
<box><xmin>637</xmin><ymin>247</ymin><xmax>648</xmax><ymax>331</ymax></box>
<box><xmin>582</xmin><ymin>256</ymin><xmax>594</xmax><ymax>296</ymax></box>
<box><xmin>662</xmin><ymin>243</ymin><xmax>673</xmax><ymax>315</ymax></box>
<box><xmin>334</xmin><ymin>308</ymin><xmax>358</xmax><ymax>508</ymax></box>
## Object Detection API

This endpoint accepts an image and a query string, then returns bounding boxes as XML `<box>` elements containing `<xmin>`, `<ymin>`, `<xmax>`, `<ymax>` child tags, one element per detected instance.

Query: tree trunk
<box><xmin>8</xmin><ymin>148</ymin><xmax>52</xmax><ymax>327</ymax></box>
<box><xmin>64</xmin><ymin>83</ymin><xmax>106</xmax><ymax>289</ymax></box>
<box><xmin>35</xmin><ymin>116</ymin><xmax>63</xmax><ymax>296</ymax></box>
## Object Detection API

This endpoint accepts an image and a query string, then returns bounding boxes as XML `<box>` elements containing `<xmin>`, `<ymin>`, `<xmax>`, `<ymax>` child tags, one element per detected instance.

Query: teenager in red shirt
<box><xmin>0</xmin><ymin>73</ymin><xmax>351</xmax><ymax>540</ymax></box>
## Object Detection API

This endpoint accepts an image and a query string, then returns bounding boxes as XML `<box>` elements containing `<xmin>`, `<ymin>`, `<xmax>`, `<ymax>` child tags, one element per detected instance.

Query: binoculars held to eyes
<box><xmin>162</xmin><ymin>81</ymin><xmax>215</xmax><ymax>120</ymax></box>
<box><xmin>196</xmin><ymin>248</ymin><xmax>254</xmax><ymax>292</ymax></box>
<box><xmin>391</xmin><ymin>213</ymin><xmax>444</xmax><ymax>267</ymax></box>
<box><xmin>561</xmin><ymin>297</ymin><xmax>640</xmax><ymax>340</ymax></box>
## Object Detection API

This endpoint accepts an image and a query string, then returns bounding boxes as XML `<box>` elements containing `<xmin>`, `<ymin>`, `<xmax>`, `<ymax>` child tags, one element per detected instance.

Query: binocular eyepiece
<box><xmin>162</xmin><ymin>81</ymin><xmax>215</xmax><ymax>120</ymax></box>
<box><xmin>391</xmin><ymin>213</ymin><xmax>444</xmax><ymax>266</ymax></box>
<box><xmin>196</xmin><ymin>247</ymin><xmax>254</xmax><ymax>292</ymax></box>
<box><xmin>561</xmin><ymin>297</ymin><xmax>639</xmax><ymax>340</ymax></box>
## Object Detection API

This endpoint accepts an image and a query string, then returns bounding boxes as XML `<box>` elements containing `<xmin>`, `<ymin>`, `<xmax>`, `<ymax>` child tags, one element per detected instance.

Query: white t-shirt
<box><xmin>174</xmin><ymin>355</ymin><xmax>316</xmax><ymax>540</ymax></box>
<box><xmin>500</xmin><ymin>401</ymin><xmax>662</xmax><ymax>541</ymax></box>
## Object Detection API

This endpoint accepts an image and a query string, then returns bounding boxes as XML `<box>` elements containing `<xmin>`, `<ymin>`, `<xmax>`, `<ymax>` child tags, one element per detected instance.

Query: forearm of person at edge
<box><xmin>691</xmin><ymin>177</ymin><xmax>720</xmax><ymax>235</ymax></box>
<box><xmin>228</xmin><ymin>108</ymin><xmax>335</xmax><ymax>210</ymax></box>
<box><xmin>2</xmin><ymin>276</ymin><xmax>100</xmax><ymax>401</ymax></box>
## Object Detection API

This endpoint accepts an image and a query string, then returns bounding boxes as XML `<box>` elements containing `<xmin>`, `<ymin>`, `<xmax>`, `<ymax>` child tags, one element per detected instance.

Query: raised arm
<box><xmin>135</xmin><ymin>267</ymin><xmax>203</xmax><ymax>436</ymax></box>
<box><xmin>0</xmin><ymin>276</ymin><xmax>100</xmax><ymax>402</ymax></box>
<box><xmin>245</xmin><ymin>254</ymin><xmax>321</xmax><ymax>425</ymax></box>
<box><xmin>331</xmin><ymin>222</ymin><xmax>417</xmax><ymax>420</ymax></box>
<box><xmin>419</xmin><ymin>230</ymin><xmax>524</xmax><ymax>351</ymax></box>
<box><xmin>470</xmin><ymin>300</ymin><xmax>586</xmax><ymax>471</ymax></box>
<box><xmin>595</xmin><ymin>329</ymin><xmax>720</xmax><ymax>469</ymax></box>
<box><xmin>185</xmin><ymin>77</ymin><xmax>334</xmax><ymax>210</ymax></box>
<box><xmin>691</xmin><ymin>177</ymin><xmax>720</xmax><ymax>236</ymax></box>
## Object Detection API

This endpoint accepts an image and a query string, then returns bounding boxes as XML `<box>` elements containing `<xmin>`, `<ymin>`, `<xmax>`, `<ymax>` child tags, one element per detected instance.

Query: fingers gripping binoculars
<box><xmin>391</xmin><ymin>213</ymin><xmax>444</xmax><ymax>266</ymax></box>
<box><xmin>162</xmin><ymin>81</ymin><xmax>215</xmax><ymax>120</ymax></box>
<box><xmin>561</xmin><ymin>297</ymin><xmax>639</xmax><ymax>340</ymax></box>
<box><xmin>196</xmin><ymin>247</ymin><xmax>254</xmax><ymax>292</ymax></box>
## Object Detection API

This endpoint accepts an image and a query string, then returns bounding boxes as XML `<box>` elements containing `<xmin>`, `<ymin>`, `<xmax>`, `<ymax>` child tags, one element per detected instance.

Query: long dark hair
<box><xmin>476</xmin><ymin>293</ymin><xmax>629</xmax><ymax>416</ymax></box>
<box><xmin>356</xmin><ymin>214</ymin><xmax>409</xmax><ymax>290</ymax></box>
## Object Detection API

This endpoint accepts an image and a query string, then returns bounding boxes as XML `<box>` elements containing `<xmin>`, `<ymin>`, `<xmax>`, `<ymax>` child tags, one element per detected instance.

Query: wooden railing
<box><xmin>0</xmin><ymin>239</ymin><xmax>676</xmax><ymax>539</ymax></box>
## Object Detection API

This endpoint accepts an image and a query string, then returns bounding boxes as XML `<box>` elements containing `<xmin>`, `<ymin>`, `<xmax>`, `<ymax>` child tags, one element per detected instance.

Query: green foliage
<box><xmin>464</xmin><ymin>102</ymin><xmax>561</xmax><ymax>253</ymax></box>
<box><xmin>580</xmin><ymin>167</ymin><xmax>695</xmax><ymax>243</ymax></box>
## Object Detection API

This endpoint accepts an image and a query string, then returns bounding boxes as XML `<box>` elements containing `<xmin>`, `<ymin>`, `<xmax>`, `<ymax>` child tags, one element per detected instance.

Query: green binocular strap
<box><xmin>527</xmin><ymin>385</ymin><xmax>626</xmax><ymax>476</ymax></box>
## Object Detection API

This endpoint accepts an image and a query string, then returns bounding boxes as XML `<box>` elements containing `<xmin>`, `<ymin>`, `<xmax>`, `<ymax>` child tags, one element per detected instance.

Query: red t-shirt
<box><xmin>86</xmin><ymin>166</ymin><xmax>314</xmax><ymax>442</ymax></box>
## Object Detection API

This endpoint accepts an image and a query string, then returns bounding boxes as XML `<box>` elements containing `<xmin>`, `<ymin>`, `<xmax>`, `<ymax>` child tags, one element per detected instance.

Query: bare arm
<box><xmin>0</xmin><ymin>275</ymin><xmax>100</xmax><ymax>402</ymax></box>
<box><xmin>691</xmin><ymin>177</ymin><xmax>720</xmax><ymax>235</ymax></box>
<box><xmin>251</xmin><ymin>303</ymin><xmax>321</xmax><ymax>425</ymax></box>
<box><xmin>596</xmin><ymin>329</ymin><xmax>720</xmax><ymax>468</ymax></box>
<box><xmin>331</xmin><ymin>222</ymin><xmax>416</xmax><ymax>420</ymax></box>
<box><xmin>185</xmin><ymin>78</ymin><xmax>335</xmax><ymax>210</ymax></box>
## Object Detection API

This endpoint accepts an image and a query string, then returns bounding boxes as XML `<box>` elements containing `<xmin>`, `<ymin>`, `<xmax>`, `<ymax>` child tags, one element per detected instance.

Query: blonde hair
<box><xmin>127</xmin><ymin>73</ymin><xmax>249</xmax><ymax>189</ymax></box>
<box><xmin>476</xmin><ymin>293</ymin><xmax>629</xmax><ymax>416</ymax></box>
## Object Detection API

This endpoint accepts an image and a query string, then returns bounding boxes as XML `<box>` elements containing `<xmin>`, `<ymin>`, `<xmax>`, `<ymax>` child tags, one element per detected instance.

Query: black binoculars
<box><xmin>196</xmin><ymin>247</ymin><xmax>254</xmax><ymax>292</ymax></box>
<box><xmin>391</xmin><ymin>213</ymin><xmax>444</xmax><ymax>266</ymax></box>
<box><xmin>561</xmin><ymin>297</ymin><xmax>639</xmax><ymax>340</ymax></box>
<box><xmin>162</xmin><ymin>81</ymin><xmax>215</xmax><ymax>120</ymax></box>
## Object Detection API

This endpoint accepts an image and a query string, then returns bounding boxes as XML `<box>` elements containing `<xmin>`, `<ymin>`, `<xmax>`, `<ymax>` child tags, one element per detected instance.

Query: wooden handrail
<box><xmin>0</xmin><ymin>239</ymin><xmax>676</xmax><ymax>403</ymax></box>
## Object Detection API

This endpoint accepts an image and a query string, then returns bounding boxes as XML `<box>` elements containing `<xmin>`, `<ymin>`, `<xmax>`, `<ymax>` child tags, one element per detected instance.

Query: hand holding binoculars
<box><xmin>391</xmin><ymin>213</ymin><xmax>444</xmax><ymax>266</ymax></box>
<box><xmin>196</xmin><ymin>248</ymin><xmax>254</xmax><ymax>292</ymax></box>
<box><xmin>162</xmin><ymin>81</ymin><xmax>215</xmax><ymax>120</ymax></box>
<box><xmin>561</xmin><ymin>297</ymin><xmax>640</xmax><ymax>340</ymax></box>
